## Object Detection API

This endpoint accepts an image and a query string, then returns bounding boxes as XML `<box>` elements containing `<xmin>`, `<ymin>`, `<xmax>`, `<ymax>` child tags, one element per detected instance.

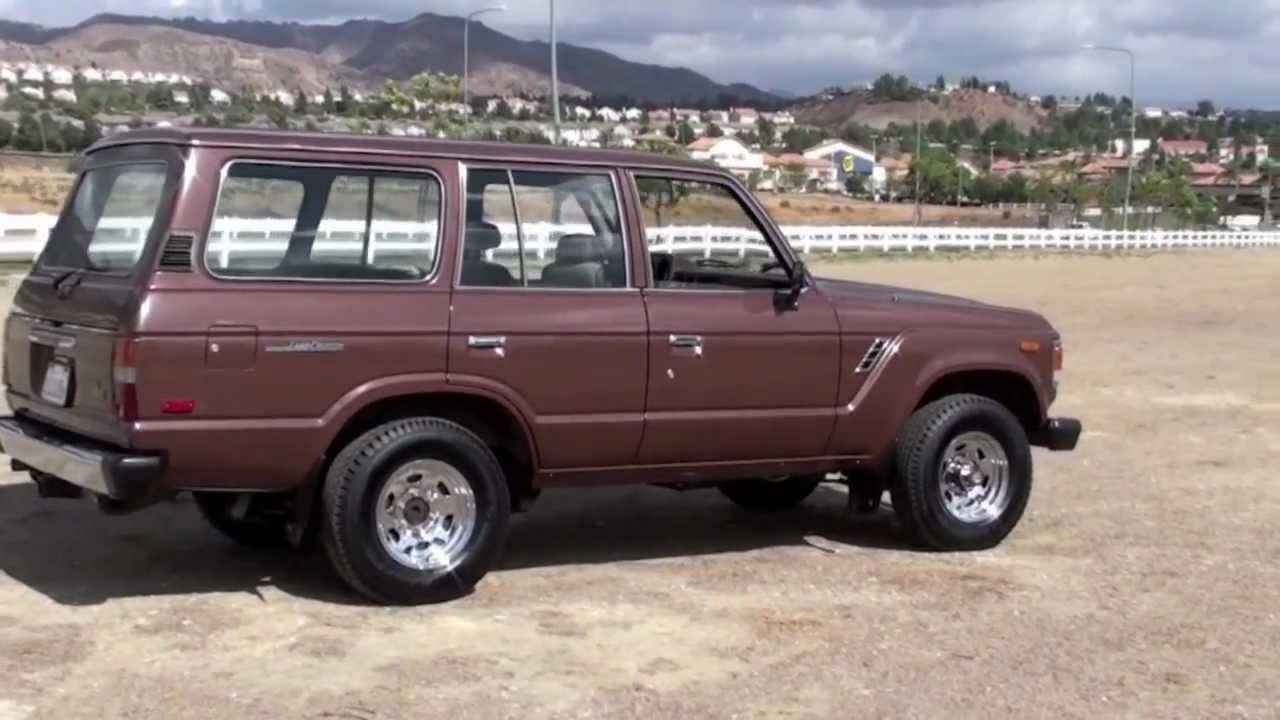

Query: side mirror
<box><xmin>775</xmin><ymin>260</ymin><xmax>807</xmax><ymax>311</ymax></box>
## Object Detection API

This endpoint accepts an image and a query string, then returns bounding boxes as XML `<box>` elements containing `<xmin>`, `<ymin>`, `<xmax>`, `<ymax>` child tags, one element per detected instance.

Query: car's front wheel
<box><xmin>891</xmin><ymin>394</ymin><xmax>1033</xmax><ymax>550</ymax></box>
<box><xmin>321</xmin><ymin>417</ymin><xmax>511</xmax><ymax>605</ymax></box>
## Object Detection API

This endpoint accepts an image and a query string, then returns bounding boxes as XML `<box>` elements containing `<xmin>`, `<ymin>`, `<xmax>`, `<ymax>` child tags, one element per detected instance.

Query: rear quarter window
<box><xmin>39</xmin><ymin>162</ymin><xmax>171</xmax><ymax>273</ymax></box>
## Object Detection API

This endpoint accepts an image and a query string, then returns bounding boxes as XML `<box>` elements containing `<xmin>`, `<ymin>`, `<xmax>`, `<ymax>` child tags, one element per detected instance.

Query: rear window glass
<box><xmin>206</xmin><ymin>163</ymin><xmax>442</xmax><ymax>281</ymax></box>
<box><xmin>39</xmin><ymin>163</ymin><xmax>170</xmax><ymax>273</ymax></box>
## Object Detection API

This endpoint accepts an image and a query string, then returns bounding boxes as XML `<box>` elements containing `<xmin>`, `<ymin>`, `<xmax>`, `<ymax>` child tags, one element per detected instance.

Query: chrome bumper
<box><xmin>0</xmin><ymin>417</ymin><xmax>164</xmax><ymax>501</ymax></box>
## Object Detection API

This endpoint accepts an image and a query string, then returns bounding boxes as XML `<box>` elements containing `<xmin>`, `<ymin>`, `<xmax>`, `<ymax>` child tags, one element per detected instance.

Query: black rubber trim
<box><xmin>1030</xmin><ymin>417</ymin><xmax>1082</xmax><ymax>451</ymax></box>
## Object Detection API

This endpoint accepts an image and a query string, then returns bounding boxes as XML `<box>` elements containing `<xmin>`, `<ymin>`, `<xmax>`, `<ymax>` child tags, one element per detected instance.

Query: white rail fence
<box><xmin>1</xmin><ymin>213</ymin><xmax>1278</xmax><ymax>263</ymax></box>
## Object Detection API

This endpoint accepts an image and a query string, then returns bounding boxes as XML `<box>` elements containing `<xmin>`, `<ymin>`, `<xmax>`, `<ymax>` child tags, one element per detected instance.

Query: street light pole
<box><xmin>463</xmin><ymin>5</ymin><xmax>506</xmax><ymax>136</ymax></box>
<box><xmin>550</xmin><ymin>0</ymin><xmax>561</xmax><ymax>144</ymax></box>
<box><xmin>1082</xmin><ymin>44</ymin><xmax>1136</xmax><ymax>233</ymax></box>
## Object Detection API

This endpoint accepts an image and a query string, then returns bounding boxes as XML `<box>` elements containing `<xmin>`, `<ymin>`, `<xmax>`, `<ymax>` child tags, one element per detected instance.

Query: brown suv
<box><xmin>0</xmin><ymin>129</ymin><xmax>1080</xmax><ymax>604</ymax></box>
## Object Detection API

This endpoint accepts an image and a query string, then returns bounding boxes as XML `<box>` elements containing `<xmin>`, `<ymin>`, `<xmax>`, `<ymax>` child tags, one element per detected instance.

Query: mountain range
<box><xmin>0</xmin><ymin>12</ymin><xmax>778</xmax><ymax>104</ymax></box>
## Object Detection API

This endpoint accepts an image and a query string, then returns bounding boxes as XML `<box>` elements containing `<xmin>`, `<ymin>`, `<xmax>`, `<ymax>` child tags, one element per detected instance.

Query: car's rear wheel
<box><xmin>891</xmin><ymin>394</ymin><xmax>1033</xmax><ymax>550</ymax></box>
<box><xmin>718</xmin><ymin>475</ymin><xmax>821</xmax><ymax>512</ymax></box>
<box><xmin>192</xmin><ymin>492</ymin><xmax>290</xmax><ymax>548</ymax></box>
<box><xmin>321</xmin><ymin>417</ymin><xmax>510</xmax><ymax>605</ymax></box>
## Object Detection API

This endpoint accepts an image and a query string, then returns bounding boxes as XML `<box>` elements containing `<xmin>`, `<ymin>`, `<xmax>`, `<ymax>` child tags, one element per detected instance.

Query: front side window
<box><xmin>206</xmin><ymin>163</ymin><xmax>441</xmax><ymax>281</ymax></box>
<box><xmin>40</xmin><ymin>162</ymin><xmax>171</xmax><ymax>273</ymax></box>
<box><xmin>461</xmin><ymin>168</ymin><xmax>626</xmax><ymax>289</ymax></box>
<box><xmin>636</xmin><ymin>176</ymin><xmax>788</xmax><ymax>290</ymax></box>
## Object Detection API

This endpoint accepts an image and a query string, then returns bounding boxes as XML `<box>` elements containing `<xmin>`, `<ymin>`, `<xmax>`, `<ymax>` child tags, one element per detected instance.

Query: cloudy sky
<box><xmin>5</xmin><ymin>0</ymin><xmax>1279</xmax><ymax>107</ymax></box>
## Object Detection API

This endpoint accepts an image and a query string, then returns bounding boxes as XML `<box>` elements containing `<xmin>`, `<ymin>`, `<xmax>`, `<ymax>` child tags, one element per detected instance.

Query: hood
<box><xmin>812</xmin><ymin>276</ymin><xmax>1053</xmax><ymax>333</ymax></box>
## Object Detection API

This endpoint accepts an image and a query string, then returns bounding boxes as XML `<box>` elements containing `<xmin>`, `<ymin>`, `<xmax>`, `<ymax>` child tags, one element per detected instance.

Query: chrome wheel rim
<box><xmin>374</xmin><ymin>459</ymin><xmax>477</xmax><ymax>572</ymax></box>
<box><xmin>937</xmin><ymin>432</ymin><xmax>1011</xmax><ymax>524</ymax></box>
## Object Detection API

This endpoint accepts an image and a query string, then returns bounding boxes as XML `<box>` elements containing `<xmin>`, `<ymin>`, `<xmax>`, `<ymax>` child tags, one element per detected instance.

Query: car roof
<box><xmin>89</xmin><ymin>127</ymin><xmax>718</xmax><ymax>173</ymax></box>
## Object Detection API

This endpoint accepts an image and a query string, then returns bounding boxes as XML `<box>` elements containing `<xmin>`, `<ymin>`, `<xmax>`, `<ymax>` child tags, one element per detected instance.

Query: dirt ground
<box><xmin>1</xmin><ymin>251</ymin><xmax>1279</xmax><ymax>719</ymax></box>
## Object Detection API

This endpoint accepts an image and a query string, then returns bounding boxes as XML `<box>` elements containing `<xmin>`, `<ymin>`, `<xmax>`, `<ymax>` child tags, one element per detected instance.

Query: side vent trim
<box><xmin>855</xmin><ymin>337</ymin><xmax>890</xmax><ymax>373</ymax></box>
<box><xmin>158</xmin><ymin>233</ymin><xmax>194</xmax><ymax>272</ymax></box>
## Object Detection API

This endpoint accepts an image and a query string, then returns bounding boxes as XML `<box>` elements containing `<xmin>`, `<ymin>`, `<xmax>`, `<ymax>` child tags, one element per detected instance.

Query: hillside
<box><xmin>0</xmin><ymin>13</ymin><xmax>776</xmax><ymax>104</ymax></box>
<box><xmin>795</xmin><ymin>89</ymin><xmax>1048</xmax><ymax>132</ymax></box>
<box><xmin>0</xmin><ymin>23</ymin><xmax>375</xmax><ymax>95</ymax></box>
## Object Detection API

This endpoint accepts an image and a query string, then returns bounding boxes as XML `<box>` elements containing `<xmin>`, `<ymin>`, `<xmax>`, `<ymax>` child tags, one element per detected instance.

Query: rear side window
<box><xmin>39</xmin><ymin>162</ymin><xmax>170</xmax><ymax>273</ymax></box>
<box><xmin>206</xmin><ymin>162</ymin><xmax>442</xmax><ymax>281</ymax></box>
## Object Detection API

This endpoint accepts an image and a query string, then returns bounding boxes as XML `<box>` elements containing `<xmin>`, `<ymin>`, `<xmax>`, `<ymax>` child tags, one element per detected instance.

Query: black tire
<box><xmin>193</xmin><ymin>492</ymin><xmax>290</xmax><ymax>548</ymax></box>
<box><xmin>718</xmin><ymin>476</ymin><xmax>821</xmax><ymax>512</ymax></box>
<box><xmin>891</xmin><ymin>394</ymin><xmax>1033</xmax><ymax>551</ymax></box>
<box><xmin>321</xmin><ymin>417</ymin><xmax>510</xmax><ymax>605</ymax></box>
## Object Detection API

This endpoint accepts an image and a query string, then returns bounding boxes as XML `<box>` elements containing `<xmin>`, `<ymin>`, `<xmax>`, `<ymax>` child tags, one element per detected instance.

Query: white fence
<box><xmin>1</xmin><ymin>212</ymin><xmax>1278</xmax><ymax>263</ymax></box>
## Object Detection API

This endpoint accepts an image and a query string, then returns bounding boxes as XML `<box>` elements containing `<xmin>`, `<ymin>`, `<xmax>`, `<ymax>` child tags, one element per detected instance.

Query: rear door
<box><xmin>4</xmin><ymin>143</ymin><xmax>183</xmax><ymax>445</ymax></box>
<box><xmin>447</xmin><ymin>165</ymin><xmax>647</xmax><ymax>469</ymax></box>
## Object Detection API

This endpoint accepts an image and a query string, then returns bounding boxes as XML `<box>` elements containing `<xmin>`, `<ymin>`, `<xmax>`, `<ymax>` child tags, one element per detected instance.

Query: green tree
<box><xmin>145</xmin><ymin>84</ymin><xmax>174</xmax><ymax>110</ymax></box>
<box><xmin>706</xmin><ymin>122</ymin><xmax>724</xmax><ymax>138</ymax></box>
<box><xmin>294</xmin><ymin>90</ymin><xmax>309</xmax><ymax>115</ymax></box>
<box><xmin>675</xmin><ymin>121</ymin><xmax>696</xmax><ymax>145</ymax></box>
<box><xmin>323</xmin><ymin>87</ymin><xmax>336</xmax><ymax>114</ymax></box>
<box><xmin>0</xmin><ymin>118</ymin><xmax>12</xmax><ymax>148</ymax></box>
<box><xmin>14</xmin><ymin>112</ymin><xmax>46</xmax><ymax>151</ymax></box>
<box><xmin>756</xmin><ymin>116</ymin><xmax>776</xmax><ymax>147</ymax></box>
<box><xmin>844</xmin><ymin>173</ymin><xmax>865</xmax><ymax>195</ymax></box>
<box><xmin>1195</xmin><ymin>99</ymin><xmax>1216</xmax><ymax>118</ymax></box>
<box><xmin>337</xmin><ymin>85</ymin><xmax>354</xmax><ymax>114</ymax></box>
<box><xmin>267</xmin><ymin>105</ymin><xmax>290</xmax><ymax>129</ymax></box>
<box><xmin>934</xmin><ymin>74</ymin><xmax>946</xmax><ymax>91</ymax></box>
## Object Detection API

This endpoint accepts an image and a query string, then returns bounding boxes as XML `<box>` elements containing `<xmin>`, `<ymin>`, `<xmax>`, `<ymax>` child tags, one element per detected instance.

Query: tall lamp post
<box><xmin>463</xmin><ymin>4</ymin><xmax>506</xmax><ymax>135</ymax></box>
<box><xmin>550</xmin><ymin>0</ymin><xmax>561</xmax><ymax>144</ymax></box>
<box><xmin>1082</xmin><ymin>44</ymin><xmax>1136</xmax><ymax>232</ymax></box>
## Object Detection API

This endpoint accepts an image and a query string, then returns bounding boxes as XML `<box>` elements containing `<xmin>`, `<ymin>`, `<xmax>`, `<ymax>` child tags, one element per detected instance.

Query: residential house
<box><xmin>405</xmin><ymin>125</ymin><xmax>428</xmax><ymax>138</ymax></box>
<box><xmin>20</xmin><ymin>66</ymin><xmax>44</xmax><ymax>83</ymax></box>
<box><xmin>764</xmin><ymin>153</ymin><xmax>837</xmax><ymax>192</ymax></box>
<box><xmin>129</xmin><ymin>71</ymin><xmax>148</xmax><ymax>83</ymax></box>
<box><xmin>51</xmin><ymin>87</ymin><xmax>77</xmax><ymax>103</ymax></box>
<box><xmin>209</xmin><ymin>88</ymin><xmax>232</xmax><ymax>105</ymax></box>
<box><xmin>0</xmin><ymin>67</ymin><xmax>16</xmax><ymax>84</ymax></box>
<box><xmin>706</xmin><ymin>110</ymin><xmax>731</xmax><ymax>125</ymax></box>
<box><xmin>271</xmin><ymin>89</ymin><xmax>295</xmax><ymax>106</ymax></box>
<box><xmin>1028</xmin><ymin>95</ymin><xmax>1042</xmax><ymax>105</ymax></box>
<box><xmin>1168</xmin><ymin>110</ymin><xmax>1190</xmax><ymax>119</ymax></box>
<box><xmin>767</xmin><ymin>111</ymin><xmax>795</xmax><ymax>125</ymax></box>
<box><xmin>19</xmin><ymin>86</ymin><xmax>44</xmax><ymax>100</ymax></box>
<box><xmin>572</xmin><ymin>105</ymin><xmax>592</xmax><ymax>121</ymax></box>
<box><xmin>1141</xmin><ymin>107</ymin><xmax>1164</xmax><ymax>119</ymax></box>
<box><xmin>990</xmin><ymin>158</ymin><xmax>1028</xmax><ymax>177</ymax></box>
<box><xmin>48</xmin><ymin>66</ymin><xmax>74</xmax><ymax>85</ymax></box>
<box><xmin>597</xmin><ymin>107</ymin><xmax>622</xmax><ymax>123</ymax></box>
<box><xmin>686</xmin><ymin>136</ymin><xmax>765</xmax><ymax>182</ymax></box>
<box><xmin>1113</xmin><ymin>137</ymin><xmax>1153</xmax><ymax>157</ymax></box>
<box><xmin>1080</xmin><ymin>158</ymin><xmax>1131</xmax><ymax>182</ymax></box>
<box><xmin>0</xmin><ymin>85</ymin><xmax>7</xmax><ymax>101</ymax></box>
<box><xmin>79</xmin><ymin>66</ymin><xmax>104</xmax><ymax>82</ymax></box>
<box><xmin>172</xmin><ymin>90</ymin><xmax>191</xmax><ymax>106</ymax></box>
<box><xmin>674</xmin><ymin>108</ymin><xmax>702</xmax><ymax>125</ymax></box>
<box><xmin>623</xmin><ymin>107</ymin><xmax>643</xmax><ymax>122</ymax></box>
<box><xmin>731</xmin><ymin>107</ymin><xmax>759</xmax><ymax>125</ymax></box>
<box><xmin>1158</xmin><ymin>138</ymin><xmax>1208</xmax><ymax>158</ymax></box>
<box><xmin>106</xmin><ymin>70</ymin><xmax>128</xmax><ymax>83</ymax></box>
<box><xmin>649</xmin><ymin>109</ymin><xmax>672</xmax><ymax>124</ymax></box>
<box><xmin>1218</xmin><ymin>138</ymin><xmax>1271</xmax><ymax>164</ymax></box>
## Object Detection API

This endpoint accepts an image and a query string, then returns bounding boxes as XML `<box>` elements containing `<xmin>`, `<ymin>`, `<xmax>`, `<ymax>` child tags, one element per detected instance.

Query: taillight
<box><xmin>113</xmin><ymin>337</ymin><xmax>139</xmax><ymax>421</ymax></box>
<box><xmin>1052</xmin><ymin>339</ymin><xmax>1064</xmax><ymax>372</ymax></box>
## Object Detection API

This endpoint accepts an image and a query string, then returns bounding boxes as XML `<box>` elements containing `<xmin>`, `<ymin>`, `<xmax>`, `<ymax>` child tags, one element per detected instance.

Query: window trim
<box><xmin>455</xmin><ymin>162</ymin><xmax>635</xmax><ymax>293</ymax></box>
<box><xmin>630</xmin><ymin>170</ymin><xmax>797</xmax><ymax>294</ymax></box>
<box><xmin>202</xmin><ymin>159</ymin><xmax>446</xmax><ymax>284</ymax></box>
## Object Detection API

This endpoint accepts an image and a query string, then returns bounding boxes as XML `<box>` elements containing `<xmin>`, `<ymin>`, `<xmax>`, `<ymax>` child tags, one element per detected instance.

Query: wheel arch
<box><xmin>912</xmin><ymin>367</ymin><xmax>1045</xmax><ymax>432</ymax></box>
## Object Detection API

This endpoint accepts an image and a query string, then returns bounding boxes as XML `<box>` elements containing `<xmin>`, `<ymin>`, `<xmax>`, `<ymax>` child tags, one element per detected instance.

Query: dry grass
<box><xmin>0</xmin><ymin>252</ymin><xmax>1278</xmax><ymax>718</ymax></box>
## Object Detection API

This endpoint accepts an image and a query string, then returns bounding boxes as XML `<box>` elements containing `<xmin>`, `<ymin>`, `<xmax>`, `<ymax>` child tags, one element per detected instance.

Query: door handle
<box><xmin>668</xmin><ymin>335</ymin><xmax>704</xmax><ymax>356</ymax></box>
<box><xmin>467</xmin><ymin>335</ymin><xmax>507</xmax><ymax>350</ymax></box>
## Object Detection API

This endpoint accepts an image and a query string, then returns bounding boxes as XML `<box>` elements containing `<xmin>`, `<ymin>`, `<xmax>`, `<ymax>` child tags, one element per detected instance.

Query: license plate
<box><xmin>41</xmin><ymin>360</ymin><xmax>71</xmax><ymax>406</ymax></box>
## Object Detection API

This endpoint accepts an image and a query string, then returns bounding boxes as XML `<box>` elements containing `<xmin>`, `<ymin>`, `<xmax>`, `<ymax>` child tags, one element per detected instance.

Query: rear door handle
<box><xmin>668</xmin><ymin>334</ymin><xmax>703</xmax><ymax>348</ymax></box>
<box><xmin>468</xmin><ymin>335</ymin><xmax>507</xmax><ymax>350</ymax></box>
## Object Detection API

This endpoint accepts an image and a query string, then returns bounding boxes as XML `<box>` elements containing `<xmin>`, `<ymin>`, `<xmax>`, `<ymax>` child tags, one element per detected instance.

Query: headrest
<box><xmin>465</xmin><ymin>222</ymin><xmax>503</xmax><ymax>252</ymax></box>
<box><xmin>555</xmin><ymin>234</ymin><xmax>599</xmax><ymax>265</ymax></box>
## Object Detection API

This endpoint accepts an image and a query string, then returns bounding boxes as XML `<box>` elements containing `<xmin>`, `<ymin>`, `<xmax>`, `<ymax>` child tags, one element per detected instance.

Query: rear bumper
<box><xmin>0</xmin><ymin>416</ymin><xmax>165</xmax><ymax>501</ymax></box>
<box><xmin>1030</xmin><ymin>417</ymin><xmax>1082</xmax><ymax>451</ymax></box>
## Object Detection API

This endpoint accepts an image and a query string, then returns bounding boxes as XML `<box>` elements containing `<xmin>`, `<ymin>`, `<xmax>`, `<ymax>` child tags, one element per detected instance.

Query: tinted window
<box><xmin>40</xmin><ymin>163</ymin><xmax>170</xmax><ymax>273</ymax></box>
<box><xmin>461</xmin><ymin>168</ymin><xmax>626</xmax><ymax>289</ymax></box>
<box><xmin>636</xmin><ymin>177</ymin><xmax>787</xmax><ymax>290</ymax></box>
<box><xmin>207</xmin><ymin>163</ymin><xmax>441</xmax><ymax>281</ymax></box>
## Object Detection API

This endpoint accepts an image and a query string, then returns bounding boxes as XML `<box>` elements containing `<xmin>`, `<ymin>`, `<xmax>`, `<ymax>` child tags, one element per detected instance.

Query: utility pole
<box><xmin>1082</xmin><ymin>44</ymin><xmax>1136</xmax><ymax>233</ymax></box>
<box><xmin>988</xmin><ymin>141</ymin><xmax>996</xmax><ymax>171</ymax></box>
<box><xmin>550</xmin><ymin>0</ymin><xmax>561</xmax><ymax>144</ymax></box>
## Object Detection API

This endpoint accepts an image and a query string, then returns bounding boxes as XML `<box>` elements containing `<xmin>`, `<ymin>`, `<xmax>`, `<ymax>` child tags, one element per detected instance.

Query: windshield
<box><xmin>39</xmin><ymin>162</ymin><xmax>171</xmax><ymax>273</ymax></box>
